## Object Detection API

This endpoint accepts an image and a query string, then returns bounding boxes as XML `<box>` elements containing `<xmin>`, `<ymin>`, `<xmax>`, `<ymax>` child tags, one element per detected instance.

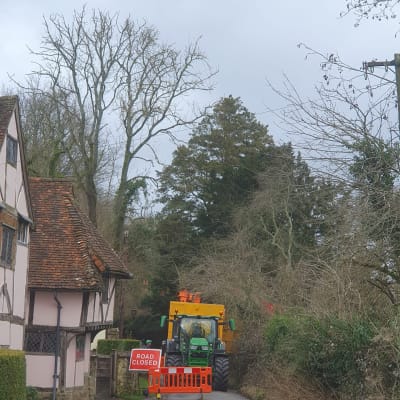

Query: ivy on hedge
<box><xmin>97</xmin><ymin>339</ymin><xmax>141</xmax><ymax>355</ymax></box>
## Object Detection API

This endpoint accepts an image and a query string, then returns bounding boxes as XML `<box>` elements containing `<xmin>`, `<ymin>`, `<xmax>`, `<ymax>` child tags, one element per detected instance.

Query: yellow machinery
<box><xmin>160</xmin><ymin>290</ymin><xmax>235</xmax><ymax>391</ymax></box>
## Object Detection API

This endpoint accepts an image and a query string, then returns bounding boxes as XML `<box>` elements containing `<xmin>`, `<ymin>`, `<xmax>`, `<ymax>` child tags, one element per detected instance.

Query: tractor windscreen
<box><xmin>179</xmin><ymin>318</ymin><xmax>217</xmax><ymax>343</ymax></box>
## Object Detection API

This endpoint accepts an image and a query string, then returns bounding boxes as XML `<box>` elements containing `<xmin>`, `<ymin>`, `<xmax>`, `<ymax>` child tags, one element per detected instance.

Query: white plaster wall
<box><xmin>104</xmin><ymin>277</ymin><xmax>116</xmax><ymax>322</ymax></box>
<box><xmin>0</xmin><ymin>268</ymin><xmax>13</xmax><ymax>315</ymax></box>
<box><xmin>13</xmin><ymin>243</ymin><xmax>28</xmax><ymax>317</ymax></box>
<box><xmin>0</xmin><ymin>141</ymin><xmax>5</xmax><ymax>203</ymax></box>
<box><xmin>0</xmin><ymin>107</ymin><xmax>30</xmax><ymax>350</ymax></box>
<box><xmin>3</xmin><ymin>111</ymin><xmax>29</xmax><ymax>215</ymax></box>
<box><xmin>33</xmin><ymin>291</ymin><xmax>83</xmax><ymax>327</ymax></box>
<box><xmin>86</xmin><ymin>292</ymin><xmax>96</xmax><ymax>323</ymax></box>
<box><xmin>86</xmin><ymin>278</ymin><xmax>116</xmax><ymax>324</ymax></box>
<box><xmin>7</xmin><ymin>112</ymin><xmax>18</xmax><ymax>140</ymax></box>
<box><xmin>15</xmin><ymin>179</ymin><xmax>29</xmax><ymax>219</ymax></box>
<box><xmin>4</xmin><ymin>164</ymin><xmax>17</xmax><ymax>207</ymax></box>
<box><xmin>26</xmin><ymin>354</ymin><xmax>57</xmax><ymax>388</ymax></box>
<box><xmin>4</xmin><ymin>113</ymin><xmax>18</xmax><ymax>208</ymax></box>
<box><xmin>0</xmin><ymin>321</ymin><xmax>10</xmax><ymax>345</ymax></box>
<box><xmin>9</xmin><ymin>324</ymin><xmax>23</xmax><ymax>350</ymax></box>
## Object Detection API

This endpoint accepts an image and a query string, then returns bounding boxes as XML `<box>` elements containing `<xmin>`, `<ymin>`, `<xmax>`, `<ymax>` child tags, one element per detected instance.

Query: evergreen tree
<box><xmin>158</xmin><ymin>95</ymin><xmax>275</xmax><ymax>237</ymax></box>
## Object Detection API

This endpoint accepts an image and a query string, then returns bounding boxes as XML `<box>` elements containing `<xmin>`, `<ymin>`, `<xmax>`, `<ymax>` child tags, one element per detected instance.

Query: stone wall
<box><xmin>35</xmin><ymin>373</ymin><xmax>95</xmax><ymax>400</ymax></box>
<box><xmin>112</xmin><ymin>351</ymin><xmax>140</xmax><ymax>397</ymax></box>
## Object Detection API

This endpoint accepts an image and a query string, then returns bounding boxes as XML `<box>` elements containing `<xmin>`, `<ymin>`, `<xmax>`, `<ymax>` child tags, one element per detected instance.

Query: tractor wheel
<box><xmin>165</xmin><ymin>354</ymin><xmax>182</xmax><ymax>366</ymax></box>
<box><xmin>213</xmin><ymin>356</ymin><xmax>229</xmax><ymax>392</ymax></box>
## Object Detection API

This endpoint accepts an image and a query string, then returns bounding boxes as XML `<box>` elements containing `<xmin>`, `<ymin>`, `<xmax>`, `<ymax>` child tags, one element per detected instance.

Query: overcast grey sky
<box><xmin>1</xmin><ymin>0</ymin><xmax>400</xmax><ymax>146</ymax></box>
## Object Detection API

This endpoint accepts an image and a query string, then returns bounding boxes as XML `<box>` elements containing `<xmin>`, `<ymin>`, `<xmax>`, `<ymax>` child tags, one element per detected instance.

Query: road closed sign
<box><xmin>129</xmin><ymin>348</ymin><xmax>162</xmax><ymax>372</ymax></box>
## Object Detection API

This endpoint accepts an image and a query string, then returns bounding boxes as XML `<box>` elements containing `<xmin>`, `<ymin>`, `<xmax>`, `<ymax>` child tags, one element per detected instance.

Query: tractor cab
<box><xmin>165</xmin><ymin>315</ymin><xmax>221</xmax><ymax>366</ymax></box>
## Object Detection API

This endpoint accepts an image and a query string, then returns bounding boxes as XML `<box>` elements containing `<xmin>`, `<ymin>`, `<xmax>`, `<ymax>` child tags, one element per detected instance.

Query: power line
<box><xmin>363</xmin><ymin>54</ymin><xmax>400</xmax><ymax>133</ymax></box>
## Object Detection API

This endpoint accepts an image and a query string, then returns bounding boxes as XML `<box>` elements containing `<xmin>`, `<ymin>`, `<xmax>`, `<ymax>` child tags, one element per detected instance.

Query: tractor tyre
<box><xmin>213</xmin><ymin>356</ymin><xmax>229</xmax><ymax>392</ymax></box>
<box><xmin>165</xmin><ymin>354</ymin><xmax>182</xmax><ymax>366</ymax></box>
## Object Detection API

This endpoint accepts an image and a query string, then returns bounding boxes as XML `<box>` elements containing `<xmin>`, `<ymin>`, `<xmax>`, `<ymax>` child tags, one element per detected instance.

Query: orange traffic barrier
<box><xmin>148</xmin><ymin>366</ymin><xmax>212</xmax><ymax>395</ymax></box>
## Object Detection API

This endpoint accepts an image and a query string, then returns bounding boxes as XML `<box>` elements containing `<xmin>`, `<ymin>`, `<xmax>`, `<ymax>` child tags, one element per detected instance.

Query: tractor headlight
<box><xmin>201</xmin><ymin>345</ymin><xmax>209</xmax><ymax>351</ymax></box>
<box><xmin>190</xmin><ymin>345</ymin><xmax>198</xmax><ymax>350</ymax></box>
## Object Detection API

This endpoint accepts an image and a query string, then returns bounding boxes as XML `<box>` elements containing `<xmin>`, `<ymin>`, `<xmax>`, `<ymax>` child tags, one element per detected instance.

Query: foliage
<box><xmin>264</xmin><ymin>313</ymin><xmax>374</xmax><ymax>394</ymax></box>
<box><xmin>158</xmin><ymin>95</ymin><xmax>274</xmax><ymax>238</ymax></box>
<box><xmin>19</xmin><ymin>91</ymin><xmax>72</xmax><ymax>178</ymax></box>
<box><xmin>240</xmin><ymin>148</ymin><xmax>341</xmax><ymax>270</ymax></box>
<box><xmin>97</xmin><ymin>339</ymin><xmax>141</xmax><ymax>355</ymax></box>
<box><xmin>142</xmin><ymin>213</ymin><xmax>200</xmax><ymax>315</ymax></box>
<box><xmin>113</xmin><ymin>216</ymin><xmax>160</xmax><ymax>329</ymax></box>
<box><xmin>146</xmin><ymin>96</ymin><xmax>278</xmax><ymax>314</ymax></box>
<box><xmin>26</xmin><ymin>386</ymin><xmax>38</xmax><ymax>400</ymax></box>
<box><xmin>0</xmin><ymin>349</ymin><xmax>26</xmax><ymax>400</ymax></box>
<box><xmin>124</xmin><ymin>314</ymin><xmax>167</xmax><ymax>347</ymax></box>
<box><xmin>350</xmin><ymin>136</ymin><xmax>398</xmax><ymax>208</ymax></box>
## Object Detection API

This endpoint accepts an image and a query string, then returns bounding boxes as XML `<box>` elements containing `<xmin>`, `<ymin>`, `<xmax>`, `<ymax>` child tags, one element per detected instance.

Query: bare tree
<box><xmin>342</xmin><ymin>0</ymin><xmax>400</xmax><ymax>23</ymax></box>
<box><xmin>113</xmin><ymin>22</ymin><xmax>215</xmax><ymax>248</ymax></box>
<box><xmin>20</xmin><ymin>8</ymin><xmax>127</xmax><ymax>224</ymax></box>
<box><xmin>268</xmin><ymin>45</ymin><xmax>400</xmax><ymax>183</ymax></box>
<box><xmin>20</xmin><ymin>7</ymin><xmax>214</xmax><ymax>233</ymax></box>
<box><xmin>268</xmin><ymin>46</ymin><xmax>400</xmax><ymax>305</ymax></box>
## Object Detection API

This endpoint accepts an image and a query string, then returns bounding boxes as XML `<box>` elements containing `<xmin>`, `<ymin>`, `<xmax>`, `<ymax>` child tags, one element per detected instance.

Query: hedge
<box><xmin>0</xmin><ymin>349</ymin><xmax>26</xmax><ymax>400</ymax></box>
<box><xmin>97</xmin><ymin>339</ymin><xmax>141</xmax><ymax>355</ymax></box>
<box><xmin>264</xmin><ymin>313</ymin><xmax>373</xmax><ymax>394</ymax></box>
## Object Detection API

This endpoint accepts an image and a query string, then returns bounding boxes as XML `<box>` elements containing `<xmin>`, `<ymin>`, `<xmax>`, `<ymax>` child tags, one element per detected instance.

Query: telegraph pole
<box><xmin>363</xmin><ymin>53</ymin><xmax>400</xmax><ymax>133</ymax></box>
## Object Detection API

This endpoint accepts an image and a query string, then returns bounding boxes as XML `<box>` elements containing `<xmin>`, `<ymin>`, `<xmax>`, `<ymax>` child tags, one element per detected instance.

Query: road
<box><xmin>161</xmin><ymin>391</ymin><xmax>249</xmax><ymax>400</ymax></box>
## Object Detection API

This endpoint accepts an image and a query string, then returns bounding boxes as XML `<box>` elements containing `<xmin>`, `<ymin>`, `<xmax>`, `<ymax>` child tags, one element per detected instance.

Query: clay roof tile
<box><xmin>28</xmin><ymin>178</ymin><xmax>131</xmax><ymax>290</ymax></box>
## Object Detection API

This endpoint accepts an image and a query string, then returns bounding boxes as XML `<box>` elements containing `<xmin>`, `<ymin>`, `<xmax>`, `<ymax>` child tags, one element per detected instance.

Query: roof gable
<box><xmin>0</xmin><ymin>95</ymin><xmax>33</xmax><ymax>220</ymax></box>
<box><xmin>28</xmin><ymin>178</ymin><xmax>130</xmax><ymax>290</ymax></box>
<box><xmin>0</xmin><ymin>96</ymin><xmax>17</xmax><ymax>148</ymax></box>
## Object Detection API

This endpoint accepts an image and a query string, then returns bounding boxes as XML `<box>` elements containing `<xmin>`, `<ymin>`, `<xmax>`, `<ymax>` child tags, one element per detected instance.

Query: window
<box><xmin>6</xmin><ymin>136</ymin><xmax>17</xmax><ymax>165</ymax></box>
<box><xmin>1</xmin><ymin>226</ymin><xmax>15</xmax><ymax>267</ymax></box>
<box><xmin>25</xmin><ymin>331</ymin><xmax>57</xmax><ymax>353</ymax></box>
<box><xmin>17</xmin><ymin>219</ymin><xmax>28</xmax><ymax>244</ymax></box>
<box><xmin>76</xmin><ymin>335</ymin><xmax>85</xmax><ymax>361</ymax></box>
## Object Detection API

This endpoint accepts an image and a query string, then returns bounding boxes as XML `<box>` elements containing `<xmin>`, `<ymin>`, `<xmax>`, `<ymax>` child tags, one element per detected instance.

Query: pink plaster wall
<box><xmin>65</xmin><ymin>333</ymin><xmax>91</xmax><ymax>387</ymax></box>
<box><xmin>33</xmin><ymin>292</ymin><xmax>83</xmax><ymax>327</ymax></box>
<box><xmin>26</xmin><ymin>354</ymin><xmax>58</xmax><ymax>388</ymax></box>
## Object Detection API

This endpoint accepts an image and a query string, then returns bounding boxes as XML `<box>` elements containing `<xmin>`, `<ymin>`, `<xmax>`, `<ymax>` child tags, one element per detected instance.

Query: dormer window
<box><xmin>6</xmin><ymin>136</ymin><xmax>17</xmax><ymax>166</ymax></box>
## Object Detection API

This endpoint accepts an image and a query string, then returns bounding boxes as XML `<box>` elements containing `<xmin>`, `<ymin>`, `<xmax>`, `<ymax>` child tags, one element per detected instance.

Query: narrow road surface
<box><xmin>162</xmin><ymin>391</ymin><xmax>249</xmax><ymax>400</ymax></box>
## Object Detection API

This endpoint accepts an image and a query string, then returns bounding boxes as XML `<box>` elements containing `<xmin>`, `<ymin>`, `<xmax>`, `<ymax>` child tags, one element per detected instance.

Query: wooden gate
<box><xmin>95</xmin><ymin>355</ymin><xmax>112</xmax><ymax>400</ymax></box>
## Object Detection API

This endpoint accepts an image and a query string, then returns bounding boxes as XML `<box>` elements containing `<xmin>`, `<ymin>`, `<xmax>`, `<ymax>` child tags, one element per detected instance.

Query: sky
<box><xmin>1</xmin><ymin>0</ymin><xmax>400</xmax><ymax>150</ymax></box>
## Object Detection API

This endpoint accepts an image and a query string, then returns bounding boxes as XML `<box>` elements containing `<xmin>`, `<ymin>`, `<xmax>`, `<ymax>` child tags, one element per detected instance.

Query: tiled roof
<box><xmin>0</xmin><ymin>96</ymin><xmax>17</xmax><ymax>148</ymax></box>
<box><xmin>28</xmin><ymin>178</ymin><xmax>131</xmax><ymax>290</ymax></box>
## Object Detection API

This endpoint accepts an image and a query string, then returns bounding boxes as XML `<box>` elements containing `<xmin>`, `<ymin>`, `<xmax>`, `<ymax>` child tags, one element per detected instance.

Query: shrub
<box><xmin>97</xmin><ymin>339</ymin><xmax>141</xmax><ymax>355</ymax></box>
<box><xmin>26</xmin><ymin>386</ymin><xmax>39</xmax><ymax>400</ymax></box>
<box><xmin>0</xmin><ymin>349</ymin><xmax>26</xmax><ymax>400</ymax></box>
<box><xmin>264</xmin><ymin>313</ymin><xmax>374</xmax><ymax>394</ymax></box>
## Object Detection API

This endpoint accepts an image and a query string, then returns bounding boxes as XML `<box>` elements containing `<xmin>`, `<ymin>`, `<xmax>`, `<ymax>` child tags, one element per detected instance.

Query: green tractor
<box><xmin>160</xmin><ymin>314</ymin><xmax>235</xmax><ymax>391</ymax></box>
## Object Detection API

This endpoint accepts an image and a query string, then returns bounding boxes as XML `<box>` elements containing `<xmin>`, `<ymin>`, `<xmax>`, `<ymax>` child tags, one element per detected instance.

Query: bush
<box><xmin>97</xmin><ymin>339</ymin><xmax>141</xmax><ymax>355</ymax></box>
<box><xmin>26</xmin><ymin>386</ymin><xmax>38</xmax><ymax>400</ymax></box>
<box><xmin>264</xmin><ymin>313</ymin><xmax>373</xmax><ymax>394</ymax></box>
<box><xmin>0</xmin><ymin>349</ymin><xmax>26</xmax><ymax>400</ymax></box>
